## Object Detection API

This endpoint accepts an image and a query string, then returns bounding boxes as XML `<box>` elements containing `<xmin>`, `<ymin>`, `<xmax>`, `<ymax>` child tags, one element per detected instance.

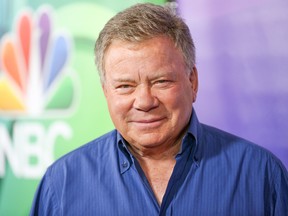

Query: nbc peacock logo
<box><xmin>0</xmin><ymin>6</ymin><xmax>77</xmax><ymax>178</ymax></box>
<box><xmin>0</xmin><ymin>6</ymin><xmax>78</xmax><ymax>118</ymax></box>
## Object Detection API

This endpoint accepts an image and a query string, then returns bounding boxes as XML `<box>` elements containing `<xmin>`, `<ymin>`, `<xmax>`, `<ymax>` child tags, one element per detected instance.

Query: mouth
<box><xmin>130</xmin><ymin>117</ymin><xmax>166</xmax><ymax>128</ymax></box>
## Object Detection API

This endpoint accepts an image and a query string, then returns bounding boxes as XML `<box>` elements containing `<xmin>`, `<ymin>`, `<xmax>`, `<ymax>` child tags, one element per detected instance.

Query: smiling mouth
<box><xmin>130</xmin><ymin>117</ymin><xmax>166</xmax><ymax>128</ymax></box>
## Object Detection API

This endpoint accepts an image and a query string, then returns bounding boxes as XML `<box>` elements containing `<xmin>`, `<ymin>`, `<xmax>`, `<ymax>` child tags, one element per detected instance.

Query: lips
<box><xmin>136</xmin><ymin>118</ymin><xmax>163</xmax><ymax>123</ymax></box>
<box><xmin>129</xmin><ymin>117</ymin><xmax>166</xmax><ymax>128</ymax></box>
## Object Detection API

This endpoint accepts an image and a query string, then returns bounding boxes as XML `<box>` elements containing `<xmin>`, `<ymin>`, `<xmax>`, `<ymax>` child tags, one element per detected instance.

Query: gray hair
<box><xmin>94</xmin><ymin>3</ymin><xmax>195</xmax><ymax>83</ymax></box>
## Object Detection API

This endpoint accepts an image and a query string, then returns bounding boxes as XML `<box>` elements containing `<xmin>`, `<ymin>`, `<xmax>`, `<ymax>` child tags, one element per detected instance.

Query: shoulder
<box><xmin>46</xmin><ymin>129</ymin><xmax>118</xmax><ymax>175</ymax></box>
<box><xmin>199</xmin><ymin>123</ymin><xmax>287</xmax><ymax>174</ymax></box>
<box><xmin>30</xmin><ymin>130</ymin><xmax>119</xmax><ymax>215</ymax></box>
<box><xmin>201</xmin><ymin>123</ymin><xmax>270</xmax><ymax>153</ymax></box>
<box><xmin>196</xmin><ymin>124</ymin><xmax>288</xmax><ymax>213</ymax></box>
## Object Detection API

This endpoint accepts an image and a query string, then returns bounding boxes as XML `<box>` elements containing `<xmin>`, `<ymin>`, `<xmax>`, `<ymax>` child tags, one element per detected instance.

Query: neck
<box><xmin>127</xmin><ymin>127</ymin><xmax>187</xmax><ymax>161</ymax></box>
<box><xmin>128</xmin><ymin>139</ymin><xmax>181</xmax><ymax>161</ymax></box>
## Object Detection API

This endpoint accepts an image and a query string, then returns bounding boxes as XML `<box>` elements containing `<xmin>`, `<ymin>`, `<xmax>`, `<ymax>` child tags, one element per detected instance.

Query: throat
<box><xmin>126</xmin><ymin>135</ymin><xmax>185</xmax><ymax>204</ymax></box>
<box><xmin>136</xmin><ymin>156</ymin><xmax>176</xmax><ymax>205</ymax></box>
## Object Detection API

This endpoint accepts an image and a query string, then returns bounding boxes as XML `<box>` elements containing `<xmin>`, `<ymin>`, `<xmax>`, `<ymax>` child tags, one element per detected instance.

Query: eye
<box><xmin>115</xmin><ymin>83</ymin><xmax>135</xmax><ymax>94</ymax></box>
<box><xmin>117</xmin><ymin>84</ymin><xmax>132</xmax><ymax>89</ymax></box>
<box><xmin>156</xmin><ymin>80</ymin><xmax>169</xmax><ymax>84</ymax></box>
<box><xmin>153</xmin><ymin>79</ymin><xmax>173</xmax><ymax>88</ymax></box>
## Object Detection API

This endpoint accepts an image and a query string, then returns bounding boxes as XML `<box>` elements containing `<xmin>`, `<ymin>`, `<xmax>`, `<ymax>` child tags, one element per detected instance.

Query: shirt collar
<box><xmin>117</xmin><ymin>133</ymin><xmax>134</xmax><ymax>174</ymax></box>
<box><xmin>176</xmin><ymin>108</ymin><xmax>199</xmax><ymax>156</ymax></box>
<box><xmin>186</xmin><ymin>108</ymin><xmax>202</xmax><ymax>164</ymax></box>
<box><xmin>187</xmin><ymin>108</ymin><xmax>199</xmax><ymax>141</ymax></box>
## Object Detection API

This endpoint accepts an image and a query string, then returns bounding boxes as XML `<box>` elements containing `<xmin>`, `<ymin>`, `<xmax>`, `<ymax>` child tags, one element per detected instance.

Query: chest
<box><xmin>57</xmin><ymin>142</ymin><xmax>271</xmax><ymax>215</ymax></box>
<box><xmin>144</xmin><ymin>165</ymin><xmax>174</xmax><ymax>205</ymax></box>
<box><xmin>61</xmin><ymin>163</ymin><xmax>268</xmax><ymax>216</ymax></box>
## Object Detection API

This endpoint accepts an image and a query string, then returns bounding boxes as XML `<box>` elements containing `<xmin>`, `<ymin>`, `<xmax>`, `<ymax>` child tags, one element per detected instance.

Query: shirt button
<box><xmin>122</xmin><ymin>162</ymin><xmax>128</xmax><ymax>168</ymax></box>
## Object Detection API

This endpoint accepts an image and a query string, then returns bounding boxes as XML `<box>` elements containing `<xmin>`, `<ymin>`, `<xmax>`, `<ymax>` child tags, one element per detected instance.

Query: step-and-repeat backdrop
<box><xmin>0</xmin><ymin>0</ymin><xmax>287</xmax><ymax>215</ymax></box>
<box><xmin>178</xmin><ymin>0</ymin><xmax>288</xmax><ymax>168</ymax></box>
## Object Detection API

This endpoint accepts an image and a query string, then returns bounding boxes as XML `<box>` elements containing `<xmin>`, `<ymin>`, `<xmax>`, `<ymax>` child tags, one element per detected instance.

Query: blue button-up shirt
<box><xmin>30</xmin><ymin>110</ymin><xmax>288</xmax><ymax>215</ymax></box>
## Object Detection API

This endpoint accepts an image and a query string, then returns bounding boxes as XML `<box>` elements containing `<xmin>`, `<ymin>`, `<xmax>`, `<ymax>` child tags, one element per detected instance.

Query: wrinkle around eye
<box><xmin>115</xmin><ymin>84</ymin><xmax>135</xmax><ymax>94</ymax></box>
<box><xmin>153</xmin><ymin>79</ymin><xmax>174</xmax><ymax>88</ymax></box>
<box><xmin>117</xmin><ymin>84</ymin><xmax>133</xmax><ymax>89</ymax></box>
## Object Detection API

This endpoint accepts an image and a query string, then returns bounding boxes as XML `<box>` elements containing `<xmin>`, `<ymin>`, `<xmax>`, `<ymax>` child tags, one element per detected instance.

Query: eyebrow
<box><xmin>111</xmin><ymin>77</ymin><xmax>136</xmax><ymax>83</ymax></box>
<box><xmin>109</xmin><ymin>70</ymin><xmax>177</xmax><ymax>83</ymax></box>
<box><xmin>149</xmin><ymin>71</ymin><xmax>177</xmax><ymax>80</ymax></box>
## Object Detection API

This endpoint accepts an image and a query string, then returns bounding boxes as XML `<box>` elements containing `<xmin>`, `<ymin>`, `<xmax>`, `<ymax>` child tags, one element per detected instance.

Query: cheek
<box><xmin>106</xmin><ymin>94</ymin><xmax>132</xmax><ymax>119</ymax></box>
<box><xmin>160</xmin><ymin>88</ymin><xmax>190</xmax><ymax>108</ymax></box>
<box><xmin>162</xmin><ymin>87</ymin><xmax>193</xmax><ymax>119</ymax></box>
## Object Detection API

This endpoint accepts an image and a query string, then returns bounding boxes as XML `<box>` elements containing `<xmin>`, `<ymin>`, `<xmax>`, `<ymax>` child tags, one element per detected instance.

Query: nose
<box><xmin>133</xmin><ymin>85</ymin><xmax>159</xmax><ymax>112</ymax></box>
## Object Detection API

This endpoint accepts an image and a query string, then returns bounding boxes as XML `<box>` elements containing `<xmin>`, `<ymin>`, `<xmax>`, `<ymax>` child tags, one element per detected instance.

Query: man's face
<box><xmin>102</xmin><ymin>36</ymin><xmax>198</xmax><ymax>152</ymax></box>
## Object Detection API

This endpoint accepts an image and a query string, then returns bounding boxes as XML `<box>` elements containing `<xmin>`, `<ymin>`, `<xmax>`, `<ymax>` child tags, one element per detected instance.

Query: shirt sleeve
<box><xmin>29</xmin><ymin>169</ymin><xmax>60</xmax><ymax>216</ymax></box>
<box><xmin>273</xmin><ymin>160</ymin><xmax>288</xmax><ymax>216</ymax></box>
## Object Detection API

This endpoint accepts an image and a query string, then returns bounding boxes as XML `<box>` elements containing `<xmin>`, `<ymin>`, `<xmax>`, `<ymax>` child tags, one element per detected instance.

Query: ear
<box><xmin>189</xmin><ymin>66</ymin><xmax>198</xmax><ymax>103</ymax></box>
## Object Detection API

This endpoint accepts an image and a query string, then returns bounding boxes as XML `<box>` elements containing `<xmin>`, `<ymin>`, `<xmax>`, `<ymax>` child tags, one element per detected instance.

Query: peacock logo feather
<box><xmin>0</xmin><ymin>6</ymin><xmax>77</xmax><ymax>117</ymax></box>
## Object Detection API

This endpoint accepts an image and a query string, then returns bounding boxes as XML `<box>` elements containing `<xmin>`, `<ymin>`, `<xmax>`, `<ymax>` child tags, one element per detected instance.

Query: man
<box><xmin>30</xmin><ymin>3</ymin><xmax>288</xmax><ymax>215</ymax></box>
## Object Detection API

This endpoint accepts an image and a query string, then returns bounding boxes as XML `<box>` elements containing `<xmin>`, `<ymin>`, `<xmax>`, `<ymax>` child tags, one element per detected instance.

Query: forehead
<box><xmin>104</xmin><ymin>36</ymin><xmax>185</xmax><ymax>69</ymax></box>
<box><xmin>107</xmin><ymin>36</ymin><xmax>174</xmax><ymax>54</ymax></box>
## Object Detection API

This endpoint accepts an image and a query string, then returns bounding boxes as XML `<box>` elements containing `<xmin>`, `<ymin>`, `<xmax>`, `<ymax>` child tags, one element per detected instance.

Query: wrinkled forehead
<box><xmin>103</xmin><ymin>36</ymin><xmax>189</xmax><ymax>80</ymax></box>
